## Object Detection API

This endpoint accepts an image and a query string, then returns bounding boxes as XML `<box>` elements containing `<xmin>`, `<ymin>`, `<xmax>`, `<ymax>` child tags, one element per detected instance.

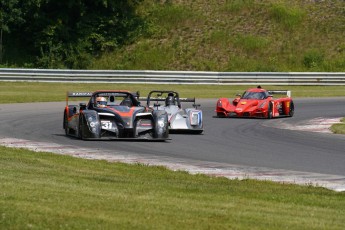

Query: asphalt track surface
<box><xmin>1</xmin><ymin>98</ymin><xmax>345</xmax><ymax>188</ymax></box>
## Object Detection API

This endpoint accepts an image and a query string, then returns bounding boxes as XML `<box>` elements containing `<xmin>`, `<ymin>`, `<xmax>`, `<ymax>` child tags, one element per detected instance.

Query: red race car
<box><xmin>215</xmin><ymin>86</ymin><xmax>294</xmax><ymax>118</ymax></box>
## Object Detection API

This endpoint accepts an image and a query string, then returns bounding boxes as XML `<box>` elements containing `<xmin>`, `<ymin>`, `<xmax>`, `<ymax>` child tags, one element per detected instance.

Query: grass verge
<box><xmin>331</xmin><ymin>118</ymin><xmax>345</xmax><ymax>134</ymax></box>
<box><xmin>1</xmin><ymin>146</ymin><xmax>345</xmax><ymax>229</ymax></box>
<box><xmin>1</xmin><ymin>82</ymin><xmax>345</xmax><ymax>104</ymax></box>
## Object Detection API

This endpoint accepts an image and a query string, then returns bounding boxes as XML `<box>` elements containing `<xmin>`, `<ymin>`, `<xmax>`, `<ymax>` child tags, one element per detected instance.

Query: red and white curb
<box><xmin>274</xmin><ymin>117</ymin><xmax>342</xmax><ymax>133</ymax></box>
<box><xmin>1</xmin><ymin>137</ymin><xmax>345</xmax><ymax>192</ymax></box>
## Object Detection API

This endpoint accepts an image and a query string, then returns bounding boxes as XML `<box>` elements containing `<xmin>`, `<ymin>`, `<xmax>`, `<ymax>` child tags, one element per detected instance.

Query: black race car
<box><xmin>63</xmin><ymin>90</ymin><xmax>169</xmax><ymax>140</ymax></box>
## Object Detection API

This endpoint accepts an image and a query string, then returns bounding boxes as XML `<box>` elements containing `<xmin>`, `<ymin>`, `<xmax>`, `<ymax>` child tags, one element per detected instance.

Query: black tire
<box><xmin>78</xmin><ymin>117</ymin><xmax>84</xmax><ymax>140</ymax></box>
<box><xmin>133</xmin><ymin>119</ymin><xmax>139</xmax><ymax>137</ymax></box>
<box><xmin>216</xmin><ymin>112</ymin><xmax>226</xmax><ymax>118</ymax></box>
<box><xmin>153</xmin><ymin>111</ymin><xmax>169</xmax><ymax>139</ymax></box>
<box><xmin>134</xmin><ymin>118</ymin><xmax>144</xmax><ymax>137</ymax></box>
<box><xmin>194</xmin><ymin>130</ymin><xmax>203</xmax><ymax>134</ymax></box>
<box><xmin>289</xmin><ymin>101</ymin><xmax>295</xmax><ymax>117</ymax></box>
<box><xmin>267</xmin><ymin>102</ymin><xmax>273</xmax><ymax>119</ymax></box>
<box><xmin>63</xmin><ymin>111</ymin><xmax>69</xmax><ymax>135</ymax></box>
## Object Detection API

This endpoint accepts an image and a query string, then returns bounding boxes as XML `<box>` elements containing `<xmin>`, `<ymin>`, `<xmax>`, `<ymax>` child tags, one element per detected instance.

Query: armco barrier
<box><xmin>0</xmin><ymin>68</ymin><xmax>345</xmax><ymax>85</ymax></box>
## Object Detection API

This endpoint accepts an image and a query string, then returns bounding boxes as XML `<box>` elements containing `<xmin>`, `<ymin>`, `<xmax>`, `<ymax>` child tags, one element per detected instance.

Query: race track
<box><xmin>1</xmin><ymin>98</ymin><xmax>345</xmax><ymax>190</ymax></box>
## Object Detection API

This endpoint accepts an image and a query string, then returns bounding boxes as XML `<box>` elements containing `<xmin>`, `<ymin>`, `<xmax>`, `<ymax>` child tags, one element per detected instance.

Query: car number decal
<box><xmin>101</xmin><ymin>121</ymin><xmax>113</xmax><ymax>130</ymax></box>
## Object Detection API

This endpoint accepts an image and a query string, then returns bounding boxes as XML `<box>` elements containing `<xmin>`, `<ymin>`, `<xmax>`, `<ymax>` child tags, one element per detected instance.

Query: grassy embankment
<box><xmin>92</xmin><ymin>0</ymin><xmax>345</xmax><ymax>72</ymax></box>
<box><xmin>1</xmin><ymin>146</ymin><xmax>345</xmax><ymax>229</ymax></box>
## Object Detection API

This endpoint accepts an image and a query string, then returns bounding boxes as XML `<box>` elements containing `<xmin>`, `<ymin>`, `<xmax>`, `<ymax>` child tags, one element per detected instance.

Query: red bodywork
<box><xmin>215</xmin><ymin>87</ymin><xmax>294</xmax><ymax>118</ymax></box>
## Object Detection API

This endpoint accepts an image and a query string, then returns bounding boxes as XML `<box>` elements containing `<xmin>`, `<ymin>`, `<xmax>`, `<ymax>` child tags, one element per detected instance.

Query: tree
<box><xmin>0</xmin><ymin>0</ymin><xmax>26</xmax><ymax>63</ymax></box>
<box><xmin>1</xmin><ymin>0</ymin><xmax>146</xmax><ymax>68</ymax></box>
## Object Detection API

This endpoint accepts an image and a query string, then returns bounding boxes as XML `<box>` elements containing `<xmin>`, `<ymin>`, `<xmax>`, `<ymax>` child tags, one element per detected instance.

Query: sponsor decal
<box><xmin>101</xmin><ymin>120</ymin><xmax>113</xmax><ymax>130</ymax></box>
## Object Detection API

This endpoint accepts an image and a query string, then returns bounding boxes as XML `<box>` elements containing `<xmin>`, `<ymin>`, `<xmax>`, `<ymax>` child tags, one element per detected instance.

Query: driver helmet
<box><xmin>165</xmin><ymin>93</ymin><xmax>175</xmax><ymax>106</ymax></box>
<box><xmin>96</xmin><ymin>97</ymin><xmax>107</xmax><ymax>108</ymax></box>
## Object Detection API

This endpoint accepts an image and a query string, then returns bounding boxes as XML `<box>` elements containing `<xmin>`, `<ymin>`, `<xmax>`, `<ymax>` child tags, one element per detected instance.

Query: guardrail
<box><xmin>1</xmin><ymin>68</ymin><xmax>345</xmax><ymax>85</ymax></box>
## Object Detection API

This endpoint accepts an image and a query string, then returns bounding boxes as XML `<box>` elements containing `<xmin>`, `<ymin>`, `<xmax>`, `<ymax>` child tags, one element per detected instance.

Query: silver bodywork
<box><xmin>142</xmin><ymin>90</ymin><xmax>203</xmax><ymax>134</ymax></box>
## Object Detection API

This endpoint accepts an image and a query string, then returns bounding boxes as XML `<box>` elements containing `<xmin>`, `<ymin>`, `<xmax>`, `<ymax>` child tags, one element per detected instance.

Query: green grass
<box><xmin>1</xmin><ymin>82</ymin><xmax>345</xmax><ymax>104</ymax></box>
<box><xmin>1</xmin><ymin>146</ymin><xmax>345</xmax><ymax>229</ymax></box>
<box><xmin>89</xmin><ymin>0</ymin><xmax>345</xmax><ymax>72</ymax></box>
<box><xmin>331</xmin><ymin>118</ymin><xmax>345</xmax><ymax>134</ymax></box>
<box><xmin>269</xmin><ymin>3</ymin><xmax>305</xmax><ymax>29</ymax></box>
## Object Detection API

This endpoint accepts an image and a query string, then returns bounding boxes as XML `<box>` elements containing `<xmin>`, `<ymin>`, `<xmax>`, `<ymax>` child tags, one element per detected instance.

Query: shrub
<box><xmin>303</xmin><ymin>49</ymin><xmax>324</xmax><ymax>69</ymax></box>
<box><xmin>269</xmin><ymin>4</ymin><xmax>305</xmax><ymax>29</ymax></box>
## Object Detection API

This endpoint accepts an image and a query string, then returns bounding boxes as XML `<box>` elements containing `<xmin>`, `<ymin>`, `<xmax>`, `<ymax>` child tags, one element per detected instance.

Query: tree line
<box><xmin>0</xmin><ymin>0</ymin><xmax>146</xmax><ymax>68</ymax></box>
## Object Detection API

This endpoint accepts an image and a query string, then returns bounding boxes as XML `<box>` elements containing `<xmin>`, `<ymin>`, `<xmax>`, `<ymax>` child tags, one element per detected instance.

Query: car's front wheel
<box><xmin>216</xmin><ymin>112</ymin><xmax>226</xmax><ymax>118</ymax></box>
<box><xmin>153</xmin><ymin>111</ymin><xmax>169</xmax><ymax>139</ymax></box>
<box><xmin>267</xmin><ymin>102</ymin><xmax>273</xmax><ymax>119</ymax></box>
<box><xmin>63</xmin><ymin>111</ymin><xmax>69</xmax><ymax>135</ymax></box>
<box><xmin>78</xmin><ymin>117</ymin><xmax>84</xmax><ymax>140</ymax></box>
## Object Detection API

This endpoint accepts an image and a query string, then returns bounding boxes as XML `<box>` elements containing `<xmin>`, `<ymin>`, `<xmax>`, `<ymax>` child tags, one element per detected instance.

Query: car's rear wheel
<box><xmin>289</xmin><ymin>101</ymin><xmax>295</xmax><ymax>117</ymax></box>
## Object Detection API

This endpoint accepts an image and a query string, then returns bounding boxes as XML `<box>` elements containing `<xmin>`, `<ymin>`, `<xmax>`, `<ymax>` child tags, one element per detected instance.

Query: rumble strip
<box><xmin>268</xmin><ymin>117</ymin><xmax>342</xmax><ymax>133</ymax></box>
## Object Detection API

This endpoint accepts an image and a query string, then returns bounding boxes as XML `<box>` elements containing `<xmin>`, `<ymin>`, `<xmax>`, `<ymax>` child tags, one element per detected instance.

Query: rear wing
<box><xmin>267</xmin><ymin>90</ymin><xmax>291</xmax><ymax>98</ymax></box>
<box><xmin>66</xmin><ymin>92</ymin><xmax>93</xmax><ymax>106</ymax></box>
<box><xmin>139</xmin><ymin>97</ymin><xmax>195</xmax><ymax>103</ymax></box>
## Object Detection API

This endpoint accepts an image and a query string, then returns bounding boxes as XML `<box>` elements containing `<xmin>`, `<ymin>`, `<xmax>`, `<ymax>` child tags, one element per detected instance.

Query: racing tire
<box><xmin>267</xmin><ymin>102</ymin><xmax>273</xmax><ymax>119</ymax></box>
<box><xmin>134</xmin><ymin>118</ymin><xmax>147</xmax><ymax>137</ymax></box>
<box><xmin>63</xmin><ymin>111</ymin><xmax>69</xmax><ymax>135</ymax></box>
<box><xmin>133</xmin><ymin>119</ymin><xmax>139</xmax><ymax>137</ymax></box>
<box><xmin>289</xmin><ymin>101</ymin><xmax>295</xmax><ymax>117</ymax></box>
<box><xmin>194</xmin><ymin>130</ymin><xmax>203</xmax><ymax>134</ymax></box>
<box><xmin>153</xmin><ymin>111</ymin><xmax>169</xmax><ymax>139</ymax></box>
<box><xmin>78</xmin><ymin>117</ymin><xmax>84</xmax><ymax>140</ymax></box>
<box><xmin>216</xmin><ymin>112</ymin><xmax>226</xmax><ymax>118</ymax></box>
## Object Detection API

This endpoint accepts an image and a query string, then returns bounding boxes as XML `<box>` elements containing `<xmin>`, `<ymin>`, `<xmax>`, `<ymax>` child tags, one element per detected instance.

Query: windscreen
<box><xmin>241</xmin><ymin>91</ymin><xmax>268</xmax><ymax>100</ymax></box>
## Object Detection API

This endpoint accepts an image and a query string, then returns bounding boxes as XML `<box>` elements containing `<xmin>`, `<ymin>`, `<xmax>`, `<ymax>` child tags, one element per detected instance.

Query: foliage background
<box><xmin>1</xmin><ymin>0</ymin><xmax>345</xmax><ymax>71</ymax></box>
<box><xmin>0</xmin><ymin>0</ymin><xmax>146</xmax><ymax>68</ymax></box>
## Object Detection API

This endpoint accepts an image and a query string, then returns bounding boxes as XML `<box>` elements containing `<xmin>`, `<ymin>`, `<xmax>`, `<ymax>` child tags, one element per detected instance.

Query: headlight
<box><xmin>86</xmin><ymin>114</ymin><xmax>97</xmax><ymax>122</ymax></box>
<box><xmin>84</xmin><ymin>114</ymin><xmax>99</xmax><ymax>133</ymax></box>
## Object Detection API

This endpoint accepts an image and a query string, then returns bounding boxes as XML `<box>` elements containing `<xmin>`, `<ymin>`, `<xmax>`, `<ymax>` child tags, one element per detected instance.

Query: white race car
<box><xmin>142</xmin><ymin>90</ymin><xmax>203</xmax><ymax>134</ymax></box>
